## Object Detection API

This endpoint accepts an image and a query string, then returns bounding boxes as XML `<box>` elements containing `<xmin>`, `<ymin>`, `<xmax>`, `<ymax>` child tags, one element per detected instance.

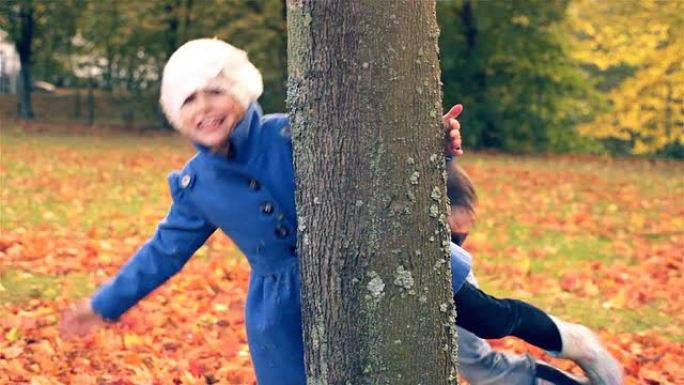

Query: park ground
<box><xmin>0</xmin><ymin>122</ymin><xmax>682</xmax><ymax>384</ymax></box>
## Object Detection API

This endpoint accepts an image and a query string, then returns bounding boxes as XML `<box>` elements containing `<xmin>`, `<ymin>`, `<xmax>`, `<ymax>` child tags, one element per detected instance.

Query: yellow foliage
<box><xmin>569</xmin><ymin>0</ymin><xmax>684</xmax><ymax>153</ymax></box>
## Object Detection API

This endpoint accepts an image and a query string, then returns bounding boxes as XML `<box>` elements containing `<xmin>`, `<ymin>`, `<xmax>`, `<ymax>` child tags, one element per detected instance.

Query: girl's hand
<box><xmin>59</xmin><ymin>300</ymin><xmax>106</xmax><ymax>338</ymax></box>
<box><xmin>443</xmin><ymin>104</ymin><xmax>464</xmax><ymax>157</ymax></box>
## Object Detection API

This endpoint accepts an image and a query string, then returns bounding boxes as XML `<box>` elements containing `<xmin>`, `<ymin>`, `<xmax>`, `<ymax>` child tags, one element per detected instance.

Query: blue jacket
<box><xmin>90</xmin><ymin>103</ymin><xmax>471</xmax><ymax>385</ymax></box>
<box><xmin>451</xmin><ymin>243</ymin><xmax>472</xmax><ymax>293</ymax></box>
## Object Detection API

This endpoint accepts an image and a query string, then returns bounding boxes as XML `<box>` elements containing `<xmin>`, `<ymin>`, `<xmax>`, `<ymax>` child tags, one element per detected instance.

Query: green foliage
<box><xmin>71</xmin><ymin>0</ymin><xmax>287</xmax><ymax>114</ymax></box>
<box><xmin>1</xmin><ymin>0</ymin><xmax>286</xmax><ymax>127</ymax></box>
<box><xmin>438</xmin><ymin>0</ymin><xmax>601</xmax><ymax>154</ymax></box>
<box><xmin>569</xmin><ymin>0</ymin><xmax>684</xmax><ymax>155</ymax></box>
<box><xmin>2</xmin><ymin>1</ymin><xmax>679</xmax><ymax>156</ymax></box>
<box><xmin>0</xmin><ymin>271</ymin><xmax>93</xmax><ymax>304</ymax></box>
<box><xmin>0</xmin><ymin>0</ymin><xmax>84</xmax><ymax>83</ymax></box>
<box><xmin>186</xmin><ymin>0</ymin><xmax>287</xmax><ymax>112</ymax></box>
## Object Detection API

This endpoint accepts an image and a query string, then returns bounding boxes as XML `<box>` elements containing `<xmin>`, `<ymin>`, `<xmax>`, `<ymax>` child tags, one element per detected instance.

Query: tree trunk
<box><xmin>87</xmin><ymin>78</ymin><xmax>95</xmax><ymax>126</ymax></box>
<box><xmin>16</xmin><ymin>0</ymin><xmax>35</xmax><ymax>120</ymax></box>
<box><xmin>74</xmin><ymin>83</ymin><xmax>82</xmax><ymax>118</ymax></box>
<box><xmin>17</xmin><ymin>65</ymin><xmax>33</xmax><ymax>119</ymax></box>
<box><xmin>163</xmin><ymin>0</ymin><xmax>182</xmax><ymax>60</ymax></box>
<box><xmin>461</xmin><ymin>0</ymin><xmax>496</xmax><ymax>148</ymax></box>
<box><xmin>180</xmin><ymin>0</ymin><xmax>194</xmax><ymax>43</ymax></box>
<box><xmin>288</xmin><ymin>1</ymin><xmax>457</xmax><ymax>384</ymax></box>
<box><xmin>104</xmin><ymin>38</ymin><xmax>114</xmax><ymax>92</ymax></box>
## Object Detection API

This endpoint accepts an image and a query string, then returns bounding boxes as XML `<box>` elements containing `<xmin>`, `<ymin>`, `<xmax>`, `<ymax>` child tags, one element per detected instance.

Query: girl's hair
<box><xmin>446</xmin><ymin>162</ymin><xmax>478</xmax><ymax>219</ymax></box>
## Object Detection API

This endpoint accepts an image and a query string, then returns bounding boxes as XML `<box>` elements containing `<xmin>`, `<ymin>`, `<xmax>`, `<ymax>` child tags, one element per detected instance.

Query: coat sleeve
<box><xmin>90</xmin><ymin>175</ymin><xmax>216</xmax><ymax>321</ymax></box>
<box><xmin>451</xmin><ymin>242</ymin><xmax>473</xmax><ymax>294</ymax></box>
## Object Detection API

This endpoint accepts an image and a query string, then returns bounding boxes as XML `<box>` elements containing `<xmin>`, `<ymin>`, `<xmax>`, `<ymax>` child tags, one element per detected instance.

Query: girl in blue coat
<box><xmin>60</xmin><ymin>39</ymin><xmax>620</xmax><ymax>385</ymax></box>
<box><xmin>59</xmin><ymin>38</ymin><xmax>461</xmax><ymax>384</ymax></box>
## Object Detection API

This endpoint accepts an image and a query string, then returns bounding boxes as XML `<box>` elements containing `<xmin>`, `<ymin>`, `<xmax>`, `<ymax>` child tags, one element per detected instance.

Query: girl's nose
<box><xmin>196</xmin><ymin>93</ymin><xmax>211</xmax><ymax>112</ymax></box>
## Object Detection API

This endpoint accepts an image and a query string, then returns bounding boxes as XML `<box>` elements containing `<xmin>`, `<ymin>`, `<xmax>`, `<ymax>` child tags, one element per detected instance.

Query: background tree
<box><xmin>68</xmin><ymin>0</ymin><xmax>286</xmax><ymax>127</ymax></box>
<box><xmin>2</xmin><ymin>0</ymin><xmax>679</xmax><ymax>157</ymax></box>
<box><xmin>437</xmin><ymin>0</ymin><xmax>599</xmax><ymax>153</ymax></box>
<box><xmin>0</xmin><ymin>0</ymin><xmax>82</xmax><ymax>119</ymax></box>
<box><xmin>2</xmin><ymin>0</ymin><xmax>36</xmax><ymax>119</ymax></box>
<box><xmin>74</xmin><ymin>1</ymin><xmax>192</xmax><ymax>127</ymax></box>
<box><xmin>289</xmin><ymin>1</ymin><xmax>457</xmax><ymax>383</ymax></box>
<box><xmin>194</xmin><ymin>0</ymin><xmax>287</xmax><ymax>112</ymax></box>
<box><xmin>568</xmin><ymin>0</ymin><xmax>684</xmax><ymax>156</ymax></box>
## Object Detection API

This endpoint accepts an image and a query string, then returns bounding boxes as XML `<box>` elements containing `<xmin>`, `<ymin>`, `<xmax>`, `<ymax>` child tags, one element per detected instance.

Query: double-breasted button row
<box><xmin>247</xmin><ymin>178</ymin><xmax>290</xmax><ymax>239</ymax></box>
<box><xmin>260</xmin><ymin>202</ymin><xmax>274</xmax><ymax>214</ymax></box>
<box><xmin>275</xmin><ymin>225</ymin><xmax>289</xmax><ymax>238</ymax></box>
<box><xmin>248</xmin><ymin>179</ymin><xmax>261</xmax><ymax>191</ymax></box>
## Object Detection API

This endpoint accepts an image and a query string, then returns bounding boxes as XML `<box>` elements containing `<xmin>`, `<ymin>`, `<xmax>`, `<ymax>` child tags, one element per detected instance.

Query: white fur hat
<box><xmin>160</xmin><ymin>38</ymin><xmax>263</xmax><ymax>130</ymax></box>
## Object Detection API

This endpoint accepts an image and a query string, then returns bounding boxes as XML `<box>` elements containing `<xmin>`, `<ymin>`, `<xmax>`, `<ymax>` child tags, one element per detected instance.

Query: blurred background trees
<box><xmin>0</xmin><ymin>0</ymin><xmax>681</xmax><ymax>157</ymax></box>
<box><xmin>568</xmin><ymin>0</ymin><xmax>683</xmax><ymax>156</ymax></box>
<box><xmin>438</xmin><ymin>0</ymin><xmax>601</xmax><ymax>154</ymax></box>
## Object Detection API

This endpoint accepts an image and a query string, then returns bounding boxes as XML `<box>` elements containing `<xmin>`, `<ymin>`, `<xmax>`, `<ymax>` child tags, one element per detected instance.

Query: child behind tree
<box><xmin>60</xmin><ymin>38</ymin><xmax>622</xmax><ymax>385</ymax></box>
<box><xmin>446</xmin><ymin>162</ymin><xmax>623</xmax><ymax>385</ymax></box>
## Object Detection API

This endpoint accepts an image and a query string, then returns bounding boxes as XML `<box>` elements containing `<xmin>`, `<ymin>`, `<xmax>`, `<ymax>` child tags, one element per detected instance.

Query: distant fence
<box><xmin>0</xmin><ymin>90</ymin><xmax>165</xmax><ymax>130</ymax></box>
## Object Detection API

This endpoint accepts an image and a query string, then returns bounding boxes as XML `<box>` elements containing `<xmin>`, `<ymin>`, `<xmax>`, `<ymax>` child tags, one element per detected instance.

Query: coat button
<box><xmin>289</xmin><ymin>244</ymin><xmax>297</xmax><ymax>256</ymax></box>
<box><xmin>248</xmin><ymin>179</ymin><xmax>261</xmax><ymax>191</ymax></box>
<box><xmin>260</xmin><ymin>202</ymin><xmax>274</xmax><ymax>214</ymax></box>
<box><xmin>180</xmin><ymin>174</ymin><xmax>192</xmax><ymax>188</ymax></box>
<box><xmin>275</xmin><ymin>225</ymin><xmax>289</xmax><ymax>238</ymax></box>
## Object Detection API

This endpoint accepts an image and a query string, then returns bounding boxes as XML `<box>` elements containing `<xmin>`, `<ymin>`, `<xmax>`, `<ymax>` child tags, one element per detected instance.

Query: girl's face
<box><xmin>178</xmin><ymin>88</ymin><xmax>246</xmax><ymax>148</ymax></box>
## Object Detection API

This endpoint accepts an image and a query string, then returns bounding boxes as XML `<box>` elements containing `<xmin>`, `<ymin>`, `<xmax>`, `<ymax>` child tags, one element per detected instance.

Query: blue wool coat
<box><xmin>90</xmin><ymin>103</ymin><xmax>472</xmax><ymax>385</ymax></box>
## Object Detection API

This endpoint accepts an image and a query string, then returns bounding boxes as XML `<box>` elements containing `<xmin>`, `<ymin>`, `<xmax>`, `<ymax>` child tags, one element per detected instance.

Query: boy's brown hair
<box><xmin>446</xmin><ymin>162</ymin><xmax>478</xmax><ymax>219</ymax></box>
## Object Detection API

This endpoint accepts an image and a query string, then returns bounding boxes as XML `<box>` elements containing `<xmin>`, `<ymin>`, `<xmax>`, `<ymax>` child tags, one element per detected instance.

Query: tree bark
<box><xmin>288</xmin><ymin>1</ymin><xmax>457</xmax><ymax>384</ymax></box>
<box><xmin>87</xmin><ymin>78</ymin><xmax>95</xmax><ymax>126</ymax></box>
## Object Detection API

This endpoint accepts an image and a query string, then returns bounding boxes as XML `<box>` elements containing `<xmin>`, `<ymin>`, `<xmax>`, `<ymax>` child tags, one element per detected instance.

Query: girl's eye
<box><xmin>182</xmin><ymin>93</ymin><xmax>197</xmax><ymax>106</ymax></box>
<box><xmin>207</xmin><ymin>88</ymin><xmax>224</xmax><ymax>96</ymax></box>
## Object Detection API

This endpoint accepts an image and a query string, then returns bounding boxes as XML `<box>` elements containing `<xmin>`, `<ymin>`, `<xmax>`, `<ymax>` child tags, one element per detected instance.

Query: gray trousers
<box><xmin>458</xmin><ymin>271</ymin><xmax>551</xmax><ymax>385</ymax></box>
<box><xmin>458</xmin><ymin>327</ymin><xmax>548</xmax><ymax>385</ymax></box>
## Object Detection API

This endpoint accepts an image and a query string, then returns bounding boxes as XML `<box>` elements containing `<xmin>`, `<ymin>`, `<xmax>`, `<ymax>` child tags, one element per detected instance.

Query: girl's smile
<box><xmin>179</xmin><ymin>88</ymin><xmax>245</xmax><ymax>148</ymax></box>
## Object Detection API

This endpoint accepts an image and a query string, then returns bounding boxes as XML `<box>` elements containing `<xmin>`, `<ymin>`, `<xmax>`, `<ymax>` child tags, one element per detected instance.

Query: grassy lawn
<box><xmin>0</xmin><ymin>124</ymin><xmax>682</xmax><ymax>383</ymax></box>
<box><xmin>459</xmin><ymin>154</ymin><xmax>683</xmax><ymax>340</ymax></box>
<box><xmin>0</xmin><ymin>270</ymin><xmax>93</xmax><ymax>304</ymax></box>
<box><xmin>3</xmin><ymin>125</ymin><xmax>681</xmax><ymax>336</ymax></box>
<box><xmin>1</xmin><ymin>126</ymin><xmax>244</xmax><ymax>307</ymax></box>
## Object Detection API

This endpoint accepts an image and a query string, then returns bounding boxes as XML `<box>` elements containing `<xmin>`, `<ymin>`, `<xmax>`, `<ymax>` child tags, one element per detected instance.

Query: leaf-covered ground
<box><xmin>1</xmin><ymin>129</ymin><xmax>682</xmax><ymax>384</ymax></box>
